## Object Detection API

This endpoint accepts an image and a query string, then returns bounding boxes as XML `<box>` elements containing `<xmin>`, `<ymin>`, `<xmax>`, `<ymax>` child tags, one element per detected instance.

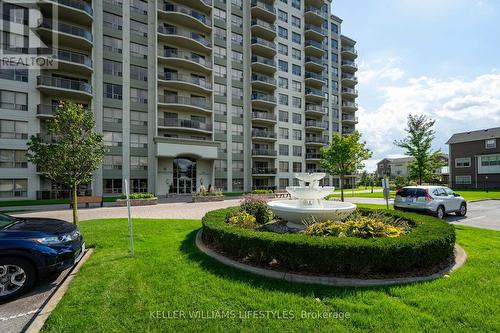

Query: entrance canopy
<box><xmin>155</xmin><ymin>137</ymin><xmax>218</xmax><ymax>160</ymax></box>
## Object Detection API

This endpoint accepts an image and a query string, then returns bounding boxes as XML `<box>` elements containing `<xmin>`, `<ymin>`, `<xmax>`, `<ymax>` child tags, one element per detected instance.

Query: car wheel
<box><xmin>0</xmin><ymin>257</ymin><xmax>36</xmax><ymax>302</ymax></box>
<box><xmin>435</xmin><ymin>206</ymin><xmax>445</xmax><ymax>219</ymax></box>
<box><xmin>456</xmin><ymin>203</ymin><xmax>467</xmax><ymax>216</ymax></box>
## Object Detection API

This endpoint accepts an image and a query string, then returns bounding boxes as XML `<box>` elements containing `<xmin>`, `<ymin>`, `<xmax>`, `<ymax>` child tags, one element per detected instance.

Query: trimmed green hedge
<box><xmin>202</xmin><ymin>208</ymin><xmax>456</xmax><ymax>274</ymax></box>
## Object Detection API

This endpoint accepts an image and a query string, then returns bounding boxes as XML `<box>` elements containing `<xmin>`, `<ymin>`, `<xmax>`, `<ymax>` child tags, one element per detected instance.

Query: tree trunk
<box><xmin>72</xmin><ymin>183</ymin><xmax>78</xmax><ymax>225</ymax></box>
<box><xmin>340</xmin><ymin>176</ymin><xmax>344</xmax><ymax>202</ymax></box>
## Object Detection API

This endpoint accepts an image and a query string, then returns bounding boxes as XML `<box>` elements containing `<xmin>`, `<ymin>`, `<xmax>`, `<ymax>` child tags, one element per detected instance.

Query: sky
<box><xmin>331</xmin><ymin>0</ymin><xmax>500</xmax><ymax>171</ymax></box>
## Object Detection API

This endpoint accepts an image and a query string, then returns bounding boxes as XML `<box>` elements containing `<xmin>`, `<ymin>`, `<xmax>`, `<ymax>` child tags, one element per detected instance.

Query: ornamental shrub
<box><xmin>226</xmin><ymin>211</ymin><xmax>259</xmax><ymax>230</ymax></box>
<box><xmin>119</xmin><ymin>193</ymin><xmax>156</xmax><ymax>199</ymax></box>
<box><xmin>251</xmin><ymin>189</ymin><xmax>274</xmax><ymax>194</ymax></box>
<box><xmin>305</xmin><ymin>216</ymin><xmax>407</xmax><ymax>238</ymax></box>
<box><xmin>240</xmin><ymin>195</ymin><xmax>274</xmax><ymax>225</ymax></box>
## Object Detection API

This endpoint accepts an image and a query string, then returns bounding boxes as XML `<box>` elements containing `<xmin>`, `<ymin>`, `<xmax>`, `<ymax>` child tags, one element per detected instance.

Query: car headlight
<box><xmin>33</xmin><ymin>230</ymin><xmax>81</xmax><ymax>245</ymax></box>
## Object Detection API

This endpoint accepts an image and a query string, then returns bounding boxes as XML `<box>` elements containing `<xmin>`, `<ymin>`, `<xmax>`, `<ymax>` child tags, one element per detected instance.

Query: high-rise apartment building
<box><xmin>0</xmin><ymin>0</ymin><xmax>358</xmax><ymax>199</ymax></box>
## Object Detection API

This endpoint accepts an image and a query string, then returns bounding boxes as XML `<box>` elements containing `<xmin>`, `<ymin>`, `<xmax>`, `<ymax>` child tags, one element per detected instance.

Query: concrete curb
<box><xmin>469</xmin><ymin>198</ymin><xmax>500</xmax><ymax>202</ymax></box>
<box><xmin>25</xmin><ymin>249</ymin><xmax>94</xmax><ymax>333</ymax></box>
<box><xmin>196</xmin><ymin>230</ymin><xmax>467</xmax><ymax>287</ymax></box>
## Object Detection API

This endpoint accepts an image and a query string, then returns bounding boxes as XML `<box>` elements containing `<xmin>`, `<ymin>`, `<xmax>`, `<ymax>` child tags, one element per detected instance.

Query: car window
<box><xmin>443</xmin><ymin>188</ymin><xmax>454</xmax><ymax>196</ymax></box>
<box><xmin>0</xmin><ymin>213</ymin><xmax>16</xmax><ymax>229</ymax></box>
<box><xmin>416</xmin><ymin>189</ymin><xmax>426</xmax><ymax>197</ymax></box>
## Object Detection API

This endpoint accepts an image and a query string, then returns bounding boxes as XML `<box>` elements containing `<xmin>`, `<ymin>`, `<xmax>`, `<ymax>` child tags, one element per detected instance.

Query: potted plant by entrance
<box><xmin>192</xmin><ymin>184</ymin><xmax>224</xmax><ymax>203</ymax></box>
<box><xmin>116</xmin><ymin>193</ymin><xmax>158</xmax><ymax>206</ymax></box>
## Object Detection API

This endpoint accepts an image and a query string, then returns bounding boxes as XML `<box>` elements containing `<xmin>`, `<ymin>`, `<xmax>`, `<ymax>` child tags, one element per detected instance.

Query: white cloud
<box><xmin>357</xmin><ymin>58</ymin><xmax>405</xmax><ymax>84</ymax></box>
<box><xmin>358</xmin><ymin>73</ymin><xmax>500</xmax><ymax>171</ymax></box>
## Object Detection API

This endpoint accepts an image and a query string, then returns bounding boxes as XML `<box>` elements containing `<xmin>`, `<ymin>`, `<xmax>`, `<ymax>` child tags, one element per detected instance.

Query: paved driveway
<box><xmin>445</xmin><ymin>200</ymin><xmax>500</xmax><ymax>230</ymax></box>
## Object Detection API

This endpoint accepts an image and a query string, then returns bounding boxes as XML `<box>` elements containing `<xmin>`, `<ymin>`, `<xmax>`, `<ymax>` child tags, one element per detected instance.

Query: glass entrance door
<box><xmin>173</xmin><ymin>158</ymin><xmax>197</xmax><ymax>195</ymax></box>
<box><xmin>177</xmin><ymin>177</ymin><xmax>192</xmax><ymax>194</ymax></box>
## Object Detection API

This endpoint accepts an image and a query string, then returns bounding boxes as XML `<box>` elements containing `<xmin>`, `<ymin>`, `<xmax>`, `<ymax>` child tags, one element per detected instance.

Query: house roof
<box><xmin>377</xmin><ymin>156</ymin><xmax>413</xmax><ymax>165</ymax></box>
<box><xmin>446</xmin><ymin>127</ymin><xmax>500</xmax><ymax>144</ymax></box>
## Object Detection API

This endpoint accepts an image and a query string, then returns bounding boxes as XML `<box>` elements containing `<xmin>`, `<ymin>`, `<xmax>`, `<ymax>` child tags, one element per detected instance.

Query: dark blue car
<box><xmin>0</xmin><ymin>213</ymin><xmax>85</xmax><ymax>301</ymax></box>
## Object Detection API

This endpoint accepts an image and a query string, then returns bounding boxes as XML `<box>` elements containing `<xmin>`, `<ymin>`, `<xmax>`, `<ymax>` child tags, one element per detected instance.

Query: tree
<box><xmin>320</xmin><ymin>132</ymin><xmax>372</xmax><ymax>202</ymax></box>
<box><xmin>394</xmin><ymin>115</ymin><xmax>446</xmax><ymax>185</ymax></box>
<box><xmin>359</xmin><ymin>171</ymin><xmax>369</xmax><ymax>189</ymax></box>
<box><xmin>27</xmin><ymin>101</ymin><xmax>105</xmax><ymax>224</ymax></box>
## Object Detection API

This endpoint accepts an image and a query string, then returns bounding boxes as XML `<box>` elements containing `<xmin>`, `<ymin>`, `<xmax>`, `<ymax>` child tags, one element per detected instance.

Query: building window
<box><xmin>292</xmin><ymin>80</ymin><xmax>301</xmax><ymax>92</ymax></box>
<box><xmin>279</xmin><ymin>178</ymin><xmax>289</xmax><ymax>189</ymax></box>
<box><xmin>231</xmin><ymin>50</ymin><xmax>243</xmax><ymax>62</ymax></box>
<box><xmin>215</xmin><ymin>178</ymin><xmax>227</xmax><ymax>191</ymax></box>
<box><xmin>103</xmin><ymin>12</ymin><xmax>122</xmax><ymax>30</ymax></box>
<box><xmin>292</xmin><ymin>48</ymin><xmax>301</xmax><ymax>60</ymax></box>
<box><xmin>279</xmin><ymin>110</ymin><xmax>289</xmax><ymax>122</ymax></box>
<box><xmin>232</xmin><ymin>69</ymin><xmax>243</xmax><ymax>81</ymax></box>
<box><xmin>103</xmin><ymin>107</ymin><xmax>122</xmax><ymax>124</ymax></box>
<box><xmin>278</xmin><ymin>43</ymin><xmax>288</xmax><ymax>56</ymax></box>
<box><xmin>0</xmin><ymin>63</ymin><xmax>28</xmax><ymax>82</ymax></box>
<box><xmin>0</xmin><ymin>150</ymin><xmax>27</xmax><ymax>168</ymax></box>
<box><xmin>104</xmin><ymin>83</ymin><xmax>123</xmax><ymax>100</ymax></box>
<box><xmin>480</xmin><ymin>155</ymin><xmax>500</xmax><ymax>166</ymax></box>
<box><xmin>214</xmin><ymin>83</ymin><xmax>227</xmax><ymax>96</ymax></box>
<box><xmin>455</xmin><ymin>175</ymin><xmax>471</xmax><ymax>185</ymax></box>
<box><xmin>103</xmin><ymin>131</ymin><xmax>123</xmax><ymax>146</ymax></box>
<box><xmin>131</xmin><ymin>111</ymin><xmax>147</xmax><ymax>126</ymax></box>
<box><xmin>130</xmin><ymin>88</ymin><xmax>148</xmax><ymax>104</ymax></box>
<box><xmin>232</xmin><ymin>179</ymin><xmax>243</xmax><ymax>191</ymax></box>
<box><xmin>278</xmin><ymin>9</ymin><xmax>288</xmax><ymax>22</ymax></box>
<box><xmin>214</xmin><ymin>8</ymin><xmax>226</xmax><ymax>20</ymax></box>
<box><xmin>293</xmin><ymin>145</ymin><xmax>302</xmax><ymax>157</ymax></box>
<box><xmin>232</xmin><ymin>124</ymin><xmax>243</xmax><ymax>136</ymax></box>
<box><xmin>278</xmin><ymin>60</ymin><xmax>288</xmax><ymax>72</ymax></box>
<box><xmin>231</xmin><ymin>14</ymin><xmax>243</xmax><ymax>27</ymax></box>
<box><xmin>278</xmin><ymin>26</ymin><xmax>288</xmax><ymax>39</ymax></box>
<box><xmin>130</xmin><ymin>19</ymin><xmax>147</xmax><ymax>36</ymax></box>
<box><xmin>279</xmin><ymin>94</ymin><xmax>288</xmax><ymax>105</ymax></box>
<box><xmin>292</xmin><ymin>0</ymin><xmax>300</xmax><ymax>9</ymax></box>
<box><xmin>292</xmin><ymin>32</ymin><xmax>301</xmax><ymax>44</ymax></box>
<box><xmin>103</xmin><ymin>155</ymin><xmax>122</xmax><ymax>170</ymax></box>
<box><xmin>232</xmin><ymin>142</ymin><xmax>243</xmax><ymax>154</ymax></box>
<box><xmin>130</xmin><ymin>42</ymin><xmax>147</xmax><ymax>59</ymax></box>
<box><xmin>278</xmin><ymin>77</ymin><xmax>288</xmax><ymax>89</ymax></box>
<box><xmin>214</xmin><ymin>121</ymin><xmax>227</xmax><ymax>134</ymax></box>
<box><xmin>485</xmin><ymin>139</ymin><xmax>496</xmax><ymax>149</ymax></box>
<box><xmin>103</xmin><ymin>35</ymin><xmax>123</xmax><ymax>53</ymax></box>
<box><xmin>293</xmin><ymin>162</ymin><xmax>302</xmax><ymax>172</ymax></box>
<box><xmin>292</xmin><ymin>64</ymin><xmax>301</xmax><ymax>76</ymax></box>
<box><xmin>291</xmin><ymin>16</ymin><xmax>301</xmax><ymax>28</ymax></box>
<box><xmin>232</xmin><ymin>105</ymin><xmax>243</xmax><ymax>118</ymax></box>
<box><xmin>279</xmin><ymin>161</ymin><xmax>289</xmax><ymax>173</ymax></box>
<box><xmin>130</xmin><ymin>134</ymin><xmax>148</xmax><ymax>148</ymax></box>
<box><xmin>130</xmin><ymin>65</ymin><xmax>147</xmax><ymax>81</ymax></box>
<box><xmin>279</xmin><ymin>127</ymin><xmax>289</xmax><ymax>139</ymax></box>
<box><xmin>131</xmin><ymin>156</ymin><xmax>148</xmax><ymax>170</ymax></box>
<box><xmin>279</xmin><ymin>144</ymin><xmax>289</xmax><ymax>156</ymax></box>
<box><xmin>292</xmin><ymin>113</ymin><xmax>302</xmax><ymax>124</ymax></box>
<box><xmin>214</xmin><ymin>102</ymin><xmax>227</xmax><ymax>115</ymax></box>
<box><xmin>0</xmin><ymin>179</ymin><xmax>27</xmax><ymax>197</ymax></box>
<box><xmin>293</xmin><ymin>129</ymin><xmax>302</xmax><ymax>140</ymax></box>
<box><xmin>292</xmin><ymin>97</ymin><xmax>301</xmax><ymax>108</ymax></box>
<box><xmin>0</xmin><ymin>90</ymin><xmax>27</xmax><ymax>111</ymax></box>
<box><xmin>455</xmin><ymin>158</ymin><xmax>471</xmax><ymax>168</ymax></box>
<box><xmin>214</xmin><ymin>46</ymin><xmax>226</xmax><ymax>59</ymax></box>
<box><xmin>103</xmin><ymin>59</ymin><xmax>123</xmax><ymax>77</ymax></box>
<box><xmin>0</xmin><ymin>119</ymin><xmax>28</xmax><ymax>139</ymax></box>
<box><xmin>131</xmin><ymin>179</ymin><xmax>148</xmax><ymax>193</ymax></box>
<box><xmin>104</xmin><ymin>179</ymin><xmax>122</xmax><ymax>194</ymax></box>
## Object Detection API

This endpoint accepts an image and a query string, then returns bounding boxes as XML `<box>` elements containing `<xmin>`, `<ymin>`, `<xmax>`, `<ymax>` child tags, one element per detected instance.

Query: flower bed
<box><xmin>116</xmin><ymin>193</ymin><xmax>158</xmax><ymax>206</ymax></box>
<box><xmin>202</xmin><ymin>208</ymin><xmax>456</xmax><ymax>275</ymax></box>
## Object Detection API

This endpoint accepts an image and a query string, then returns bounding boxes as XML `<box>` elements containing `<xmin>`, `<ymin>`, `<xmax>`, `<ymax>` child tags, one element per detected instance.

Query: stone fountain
<box><xmin>267</xmin><ymin>173</ymin><xmax>356</xmax><ymax>229</ymax></box>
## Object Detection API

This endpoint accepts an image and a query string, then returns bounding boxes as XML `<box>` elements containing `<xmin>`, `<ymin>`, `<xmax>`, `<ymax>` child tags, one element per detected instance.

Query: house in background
<box><xmin>377</xmin><ymin>155</ymin><xmax>449</xmax><ymax>183</ymax></box>
<box><xmin>447</xmin><ymin>127</ymin><xmax>500</xmax><ymax>189</ymax></box>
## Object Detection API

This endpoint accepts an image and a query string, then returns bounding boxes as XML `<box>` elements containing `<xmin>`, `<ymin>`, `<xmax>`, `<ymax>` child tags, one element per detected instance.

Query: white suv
<box><xmin>394</xmin><ymin>186</ymin><xmax>467</xmax><ymax>219</ymax></box>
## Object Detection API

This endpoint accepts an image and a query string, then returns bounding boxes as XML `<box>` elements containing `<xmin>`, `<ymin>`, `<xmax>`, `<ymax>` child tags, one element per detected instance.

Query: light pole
<box><xmin>485</xmin><ymin>176</ymin><xmax>489</xmax><ymax>193</ymax></box>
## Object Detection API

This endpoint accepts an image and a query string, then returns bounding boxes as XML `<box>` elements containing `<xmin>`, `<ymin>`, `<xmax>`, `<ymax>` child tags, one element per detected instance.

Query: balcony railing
<box><xmin>39</xmin><ymin>48</ymin><xmax>92</xmax><ymax>68</ymax></box>
<box><xmin>157</xmin><ymin>26</ymin><xmax>211</xmax><ymax>48</ymax></box>
<box><xmin>305</xmin><ymin>104</ymin><xmax>327</xmax><ymax>114</ymax></box>
<box><xmin>342</xmin><ymin>101</ymin><xmax>358</xmax><ymax>108</ymax></box>
<box><xmin>159</xmin><ymin>49</ymin><xmax>212</xmax><ymax>68</ymax></box>
<box><xmin>305</xmin><ymin>6</ymin><xmax>328</xmax><ymax>19</ymax></box>
<box><xmin>159</xmin><ymin>3</ymin><xmax>211</xmax><ymax>27</ymax></box>
<box><xmin>252</xmin><ymin>92</ymin><xmax>276</xmax><ymax>103</ymax></box>
<box><xmin>342</xmin><ymin>87</ymin><xmax>358</xmax><ymax>95</ymax></box>
<box><xmin>342</xmin><ymin>74</ymin><xmax>358</xmax><ymax>81</ymax></box>
<box><xmin>37</xmin><ymin>75</ymin><xmax>92</xmax><ymax>93</ymax></box>
<box><xmin>341</xmin><ymin>47</ymin><xmax>358</xmax><ymax>55</ymax></box>
<box><xmin>305</xmin><ymin>56</ymin><xmax>326</xmax><ymax>66</ymax></box>
<box><xmin>252</xmin><ymin>168</ymin><xmax>277</xmax><ymax>175</ymax></box>
<box><xmin>306</xmin><ymin>153</ymin><xmax>322</xmax><ymax>159</ymax></box>
<box><xmin>305</xmin><ymin>72</ymin><xmax>325</xmax><ymax>81</ymax></box>
<box><xmin>251</xmin><ymin>74</ymin><xmax>276</xmax><ymax>86</ymax></box>
<box><xmin>342</xmin><ymin>60</ymin><xmax>358</xmax><ymax>69</ymax></box>
<box><xmin>305</xmin><ymin>136</ymin><xmax>328</xmax><ymax>144</ymax></box>
<box><xmin>252</xmin><ymin>111</ymin><xmax>276</xmax><ymax>121</ymax></box>
<box><xmin>39</xmin><ymin>18</ymin><xmax>93</xmax><ymax>42</ymax></box>
<box><xmin>251</xmin><ymin>37</ymin><xmax>276</xmax><ymax>50</ymax></box>
<box><xmin>252</xmin><ymin>129</ymin><xmax>276</xmax><ymax>139</ymax></box>
<box><xmin>305</xmin><ymin>120</ymin><xmax>326</xmax><ymax>129</ymax></box>
<box><xmin>251</xmin><ymin>19</ymin><xmax>276</xmax><ymax>32</ymax></box>
<box><xmin>305</xmin><ymin>88</ymin><xmax>326</xmax><ymax>97</ymax></box>
<box><xmin>158</xmin><ymin>72</ymin><xmax>212</xmax><ymax>89</ymax></box>
<box><xmin>342</xmin><ymin>114</ymin><xmax>359</xmax><ymax>123</ymax></box>
<box><xmin>305</xmin><ymin>40</ymin><xmax>327</xmax><ymax>51</ymax></box>
<box><xmin>158</xmin><ymin>95</ymin><xmax>212</xmax><ymax>110</ymax></box>
<box><xmin>252</xmin><ymin>149</ymin><xmax>277</xmax><ymax>156</ymax></box>
<box><xmin>54</xmin><ymin>0</ymin><xmax>93</xmax><ymax>16</ymax></box>
<box><xmin>251</xmin><ymin>55</ymin><xmax>276</xmax><ymax>67</ymax></box>
<box><xmin>158</xmin><ymin>118</ymin><xmax>212</xmax><ymax>131</ymax></box>
<box><xmin>304</xmin><ymin>24</ymin><xmax>326</xmax><ymax>35</ymax></box>
<box><xmin>251</xmin><ymin>0</ymin><xmax>276</xmax><ymax>14</ymax></box>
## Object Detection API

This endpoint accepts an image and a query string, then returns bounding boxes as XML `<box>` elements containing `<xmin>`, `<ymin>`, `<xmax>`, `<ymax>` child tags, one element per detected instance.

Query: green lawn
<box><xmin>42</xmin><ymin>214</ymin><xmax>499</xmax><ymax>332</ymax></box>
<box><xmin>0</xmin><ymin>196</ymin><xmax>119</xmax><ymax>208</ymax></box>
<box><xmin>327</xmin><ymin>189</ymin><xmax>500</xmax><ymax>201</ymax></box>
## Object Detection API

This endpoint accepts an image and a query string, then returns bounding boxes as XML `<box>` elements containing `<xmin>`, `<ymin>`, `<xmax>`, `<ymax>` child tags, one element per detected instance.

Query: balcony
<box><xmin>305</xmin><ymin>120</ymin><xmax>326</xmax><ymax>131</ymax></box>
<box><xmin>39</xmin><ymin>0</ymin><xmax>93</xmax><ymax>26</ymax></box>
<box><xmin>341</xmin><ymin>87</ymin><xmax>358</xmax><ymax>98</ymax></box>
<box><xmin>251</xmin><ymin>55</ymin><xmax>276</xmax><ymax>75</ymax></box>
<box><xmin>342</xmin><ymin>127</ymin><xmax>355</xmax><ymax>135</ymax></box>
<box><xmin>37</xmin><ymin>18</ymin><xmax>93</xmax><ymax>51</ymax></box>
<box><xmin>341</xmin><ymin>60</ymin><xmax>358</xmax><ymax>73</ymax></box>
<box><xmin>252</xmin><ymin>129</ymin><xmax>277</xmax><ymax>141</ymax></box>
<box><xmin>342</xmin><ymin>74</ymin><xmax>358</xmax><ymax>85</ymax></box>
<box><xmin>305</xmin><ymin>72</ymin><xmax>325</xmax><ymax>88</ymax></box>
<box><xmin>304</xmin><ymin>24</ymin><xmax>326</xmax><ymax>41</ymax></box>
<box><xmin>158</xmin><ymin>3</ymin><xmax>212</xmax><ymax>33</ymax></box>
<box><xmin>251</xmin><ymin>19</ymin><xmax>276</xmax><ymax>40</ymax></box>
<box><xmin>36</xmin><ymin>104</ymin><xmax>57</xmax><ymax>117</ymax></box>
<box><xmin>305</xmin><ymin>104</ymin><xmax>327</xmax><ymax>117</ymax></box>
<box><xmin>157</xmin><ymin>26</ymin><xmax>211</xmax><ymax>54</ymax></box>
<box><xmin>252</xmin><ymin>149</ymin><xmax>277</xmax><ymax>158</ymax></box>
<box><xmin>157</xmin><ymin>72</ymin><xmax>212</xmax><ymax>94</ymax></box>
<box><xmin>251</xmin><ymin>0</ymin><xmax>276</xmax><ymax>23</ymax></box>
<box><xmin>342</xmin><ymin>114</ymin><xmax>359</xmax><ymax>124</ymax></box>
<box><xmin>179</xmin><ymin>0</ymin><xmax>212</xmax><ymax>13</ymax></box>
<box><xmin>37</xmin><ymin>76</ymin><xmax>92</xmax><ymax>99</ymax></box>
<box><xmin>158</xmin><ymin>95</ymin><xmax>212</xmax><ymax>114</ymax></box>
<box><xmin>305</xmin><ymin>88</ymin><xmax>326</xmax><ymax>102</ymax></box>
<box><xmin>252</xmin><ymin>168</ymin><xmax>277</xmax><ymax>176</ymax></box>
<box><xmin>251</xmin><ymin>37</ymin><xmax>276</xmax><ymax>58</ymax></box>
<box><xmin>306</xmin><ymin>153</ymin><xmax>322</xmax><ymax>160</ymax></box>
<box><xmin>305</xmin><ymin>56</ymin><xmax>325</xmax><ymax>72</ymax></box>
<box><xmin>305</xmin><ymin>40</ymin><xmax>326</xmax><ymax>57</ymax></box>
<box><xmin>342</xmin><ymin>101</ymin><xmax>358</xmax><ymax>112</ymax></box>
<box><xmin>252</xmin><ymin>111</ymin><xmax>277</xmax><ymax>124</ymax></box>
<box><xmin>305</xmin><ymin>136</ymin><xmax>328</xmax><ymax>146</ymax></box>
<box><xmin>38</xmin><ymin>48</ymin><xmax>92</xmax><ymax>74</ymax></box>
<box><xmin>251</xmin><ymin>74</ymin><xmax>277</xmax><ymax>91</ymax></box>
<box><xmin>158</xmin><ymin>49</ymin><xmax>211</xmax><ymax>73</ymax></box>
<box><xmin>341</xmin><ymin>46</ymin><xmax>358</xmax><ymax>59</ymax></box>
<box><xmin>251</xmin><ymin>92</ymin><xmax>277</xmax><ymax>109</ymax></box>
<box><xmin>158</xmin><ymin>118</ymin><xmax>212</xmax><ymax>134</ymax></box>
<box><xmin>304</xmin><ymin>6</ymin><xmax>327</xmax><ymax>25</ymax></box>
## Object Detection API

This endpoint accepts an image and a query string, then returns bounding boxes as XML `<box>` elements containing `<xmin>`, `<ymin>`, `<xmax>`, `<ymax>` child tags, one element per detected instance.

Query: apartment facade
<box><xmin>377</xmin><ymin>156</ymin><xmax>449</xmax><ymax>182</ymax></box>
<box><xmin>0</xmin><ymin>0</ymin><xmax>358</xmax><ymax>200</ymax></box>
<box><xmin>447</xmin><ymin>127</ymin><xmax>500</xmax><ymax>189</ymax></box>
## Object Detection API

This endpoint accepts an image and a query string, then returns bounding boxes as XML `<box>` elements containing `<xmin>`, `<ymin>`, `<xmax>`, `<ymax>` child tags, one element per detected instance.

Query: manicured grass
<box><xmin>327</xmin><ymin>190</ymin><xmax>500</xmax><ymax>201</ymax></box>
<box><xmin>0</xmin><ymin>196</ymin><xmax>120</xmax><ymax>208</ymax></box>
<box><xmin>42</xmin><ymin>216</ymin><xmax>499</xmax><ymax>332</ymax></box>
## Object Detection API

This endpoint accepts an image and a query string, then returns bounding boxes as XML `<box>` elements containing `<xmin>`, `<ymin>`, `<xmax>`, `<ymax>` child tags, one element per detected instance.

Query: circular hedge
<box><xmin>201</xmin><ymin>208</ymin><xmax>456</xmax><ymax>275</ymax></box>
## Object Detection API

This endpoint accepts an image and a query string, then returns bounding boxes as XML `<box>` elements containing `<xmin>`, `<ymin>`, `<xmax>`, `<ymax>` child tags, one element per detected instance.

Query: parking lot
<box><xmin>446</xmin><ymin>200</ymin><xmax>500</xmax><ymax>230</ymax></box>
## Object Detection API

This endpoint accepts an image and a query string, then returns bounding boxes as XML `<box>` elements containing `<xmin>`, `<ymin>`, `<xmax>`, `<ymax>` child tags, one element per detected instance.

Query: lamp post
<box><xmin>485</xmin><ymin>176</ymin><xmax>489</xmax><ymax>193</ymax></box>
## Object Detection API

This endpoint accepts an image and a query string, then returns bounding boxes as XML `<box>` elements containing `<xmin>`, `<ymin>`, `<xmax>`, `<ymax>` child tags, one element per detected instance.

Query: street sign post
<box><xmin>124</xmin><ymin>179</ymin><xmax>134</xmax><ymax>257</ymax></box>
<box><xmin>381</xmin><ymin>178</ymin><xmax>390</xmax><ymax>209</ymax></box>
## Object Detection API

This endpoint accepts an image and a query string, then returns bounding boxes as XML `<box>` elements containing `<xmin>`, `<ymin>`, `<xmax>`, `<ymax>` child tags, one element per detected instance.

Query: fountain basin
<box><xmin>267</xmin><ymin>199</ymin><xmax>357</xmax><ymax>229</ymax></box>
